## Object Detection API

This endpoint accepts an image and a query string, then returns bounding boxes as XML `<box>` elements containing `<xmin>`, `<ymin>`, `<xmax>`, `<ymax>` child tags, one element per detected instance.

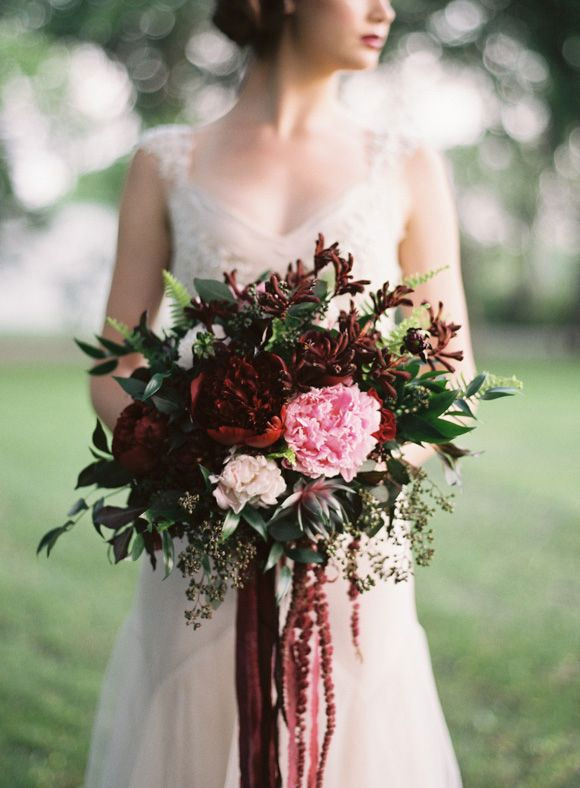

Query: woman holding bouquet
<box><xmin>85</xmin><ymin>0</ymin><xmax>477</xmax><ymax>785</ymax></box>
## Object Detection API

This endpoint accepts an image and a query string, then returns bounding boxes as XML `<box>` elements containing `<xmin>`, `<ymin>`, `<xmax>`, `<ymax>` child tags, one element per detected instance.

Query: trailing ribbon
<box><xmin>236</xmin><ymin>554</ymin><xmax>337</xmax><ymax>788</ymax></box>
<box><xmin>235</xmin><ymin>542</ymin><xmax>282</xmax><ymax>788</ymax></box>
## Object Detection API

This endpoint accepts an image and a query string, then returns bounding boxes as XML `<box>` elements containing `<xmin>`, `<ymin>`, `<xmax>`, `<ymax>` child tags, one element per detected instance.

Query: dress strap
<box><xmin>367</xmin><ymin>126</ymin><xmax>422</xmax><ymax>180</ymax></box>
<box><xmin>137</xmin><ymin>124</ymin><xmax>193</xmax><ymax>185</ymax></box>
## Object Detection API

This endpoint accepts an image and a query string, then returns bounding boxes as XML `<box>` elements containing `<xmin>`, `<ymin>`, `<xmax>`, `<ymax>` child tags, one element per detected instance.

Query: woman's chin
<box><xmin>335</xmin><ymin>52</ymin><xmax>383</xmax><ymax>73</ymax></box>
<box><xmin>343</xmin><ymin>42</ymin><xmax>386</xmax><ymax>71</ymax></box>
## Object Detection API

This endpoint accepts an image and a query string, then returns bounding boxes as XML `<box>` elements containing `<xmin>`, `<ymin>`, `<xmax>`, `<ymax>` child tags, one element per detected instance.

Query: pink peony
<box><xmin>284</xmin><ymin>383</ymin><xmax>381</xmax><ymax>482</ymax></box>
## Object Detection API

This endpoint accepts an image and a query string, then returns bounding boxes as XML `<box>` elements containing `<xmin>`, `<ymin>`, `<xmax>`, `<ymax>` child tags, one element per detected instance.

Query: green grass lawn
<box><xmin>0</xmin><ymin>357</ymin><xmax>578</xmax><ymax>787</ymax></box>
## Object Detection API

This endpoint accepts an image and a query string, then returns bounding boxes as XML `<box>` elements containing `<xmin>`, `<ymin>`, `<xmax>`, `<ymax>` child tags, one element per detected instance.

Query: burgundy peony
<box><xmin>112</xmin><ymin>401</ymin><xmax>169</xmax><ymax>476</ymax></box>
<box><xmin>367</xmin><ymin>388</ymin><xmax>397</xmax><ymax>443</ymax></box>
<box><xmin>190</xmin><ymin>351</ymin><xmax>290</xmax><ymax>448</ymax></box>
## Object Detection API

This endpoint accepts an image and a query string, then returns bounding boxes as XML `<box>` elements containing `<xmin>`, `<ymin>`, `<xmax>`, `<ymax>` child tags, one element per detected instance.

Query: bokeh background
<box><xmin>1</xmin><ymin>1</ymin><xmax>579</xmax><ymax>786</ymax></box>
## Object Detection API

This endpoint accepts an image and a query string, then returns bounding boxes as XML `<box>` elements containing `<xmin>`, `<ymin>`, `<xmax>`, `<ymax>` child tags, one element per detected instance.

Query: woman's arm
<box><xmin>396</xmin><ymin>144</ymin><xmax>478</xmax><ymax>468</ymax></box>
<box><xmin>89</xmin><ymin>145</ymin><xmax>172</xmax><ymax>433</ymax></box>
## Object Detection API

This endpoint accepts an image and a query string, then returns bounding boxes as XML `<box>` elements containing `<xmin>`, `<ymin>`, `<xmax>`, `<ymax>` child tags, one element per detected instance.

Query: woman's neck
<box><xmin>229</xmin><ymin>48</ymin><xmax>346</xmax><ymax>141</ymax></box>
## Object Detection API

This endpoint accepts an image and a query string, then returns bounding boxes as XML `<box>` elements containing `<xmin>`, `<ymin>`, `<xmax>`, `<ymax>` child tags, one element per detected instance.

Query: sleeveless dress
<box><xmin>84</xmin><ymin>123</ymin><xmax>463</xmax><ymax>788</ymax></box>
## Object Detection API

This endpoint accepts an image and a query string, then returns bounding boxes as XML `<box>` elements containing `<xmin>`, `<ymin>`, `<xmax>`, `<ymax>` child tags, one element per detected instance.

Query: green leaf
<box><xmin>241</xmin><ymin>505</ymin><xmax>268</xmax><ymax>541</ymax></box>
<box><xmin>74</xmin><ymin>338</ymin><xmax>107</xmax><ymax>359</ymax></box>
<box><xmin>401</xmin><ymin>359</ymin><xmax>421</xmax><ymax>379</ymax></box>
<box><xmin>151</xmin><ymin>394</ymin><xmax>182</xmax><ymax>415</ymax></box>
<box><xmin>36</xmin><ymin>522</ymin><xmax>73</xmax><ymax>557</ymax></box>
<box><xmin>287</xmin><ymin>301</ymin><xmax>319</xmax><ymax>317</ymax></box>
<box><xmin>75</xmin><ymin>459</ymin><xmax>133</xmax><ymax>489</ymax></box>
<box><xmin>465</xmin><ymin>372</ymin><xmax>487</xmax><ymax>398</ymax></box>
<box><xmin>131</xmin><ymin>533</ymin><xmax>145</xmax><ymax>561</ymax></box>
<box><xmin>399</xmin><ymin>415</ymin><xmax>475</xmax><ymax>444</ymax></box>
<box><xmin>263</xmin><ymin>541</ymin><xmax>284</xmax><ymax>572</ymax></box>
<box><xmin>92</xmin><ymin>497</ymin><xmax>105</xmax><ymax>536</ymax></box>
<box><xmin>146</xmin><ymin>490</ymin><xmax>185</xmax><ymax>522</ymax></box>
<box><xmin>88</xmin><ymin>359</ymin><xmax>118</xmax><ymax>376</ymax></box>
<box><xmin>111</xmin><ymin>528</ymin><xmax>133</xmax><ymax>563</ymax></box>
<box><xmin>312</xmin><ymin>279</ymin><xmax>328</xmax><ymax>299</ymax></box>
<box><xmin>418</xmin><ymin>369</ymin><xmax>450</xmax><ymax>381</ymax></box>
<box><xmin>93</xmin><ymin>505</ymin><xmax>147</xmax><ymax>530</ymax></box>
<box><xmin>481</xmin><ymin>386</ymin><xmax>521</xmax><ymax>400</ymax></box>
<box><xmin>425</xmin><ymin>390</ymin><xmax>458</xmax><ymax>417</ymax></box>
<box><xmin>453</xmin><ymin>398</ymin><xmax>476</xmax><ymax>418</ymax></box>
<box><xmin>220</xmin><ymin>510</ymin><xmax>240</xmax><ymax>542</ymax></box>
<box><xmin>94</xmin><ymin>334</ymin><xmax>134</xmax><ymax>356</ymax></box>
<box><xmin>92</xmin><ymin>418</ymin><xmax>110</xmax><ymax>454</ymax></box>
<box><xmin>142</xmin><ymin>371</ymin><xmax>169</xmax><ymax>400</ymax></box>
<box><xmin>161</xmin><ymin>530</ymin><xmax>175</xmax><ymax>578</ymax></box>
<box><xmin>112</xmin><ymin>376</ymin><xmax>147</xmax><ymax>399</ymax></box>
<box><xmin>418</xmin><ymin>378</ymin><xmax>449</xmax><ymax>392</ymax></box>
<box><xmin>66</xmin><ymin>497</ymin><xmax>88</xmax><ymax>517</ymax></box>
<box><xmin>431</xmin><ymin>417</ymin><xmax>476</xmax><ymax>439</ymax></box>
<box><xmin>198</xmin><ymin>464</ymin><xmax>212</xmax><ymax>490</ymax></box>
<box><xmin>285</xmin><ymin>547</ymin><xmax>324</xmax><ymax>564</ymax></box>
<box><xmin>269</xmin><ymin>519</ymin><xmax>303</xmax><ymax>542</ymax></box>
<box><xmin>387</xmin><ymin>458</ymin><xmax>411</xmax><ymax>485</ymax></box>
<box><xmin>193</xmin><ymin>278</ymin><xmax>235</xmax><ymax>303</ymax></box>
<box><xmin>275</xmin><ymin>564</ymin><xmax>292</xmax><ymax>605</ymax></box>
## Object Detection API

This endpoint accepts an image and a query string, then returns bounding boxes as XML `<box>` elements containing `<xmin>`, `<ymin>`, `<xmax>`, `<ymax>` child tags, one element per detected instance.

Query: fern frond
<box><xmin>106</xmin><ymin>316</ymin><xmax>133</xmax><ymax>341</ymax></box>
<box><xmin>105</xmin><ymin>315</ymin><xmax>145</xmax><ymax>353</ymax></box>
<box><xmin>162</xmin><ymin>269</ymin><xmax>191</xmax><ymax>328</ymax></box>
<box><xmin>479</xmin><ymin>371</ymin><xmax>524</xmax><ymax>395</ymax></box>
<box><xmin>402</xmin><ymin>264</ymin><xmax>449</xmax><ymax>289</ymax></box>
<box><xmin>381</xmin><ymin>305</ymin><xmax>430</xmax><ymax>353</ymax></box>
<box><xmin>358</xmin><ymin>297</ymin><xmax>374</xmax><ymax>317</ymax></box>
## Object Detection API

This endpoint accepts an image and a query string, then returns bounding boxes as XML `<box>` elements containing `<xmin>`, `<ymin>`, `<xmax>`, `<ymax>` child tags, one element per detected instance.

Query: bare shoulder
<box><xmin>400</xmin><ymin>142</ymin><xmax>456</xmax><ymax>229</ymax></box>
<box><xmin>403</xmin><ymin>143</ymin><xmax>452</xmax><ymax>195</ymax></box>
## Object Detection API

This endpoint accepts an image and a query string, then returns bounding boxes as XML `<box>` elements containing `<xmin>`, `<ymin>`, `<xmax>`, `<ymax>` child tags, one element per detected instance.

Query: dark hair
<box><xmin>212</xmin><ymin>0</ymin><xmax>286</xmax><ymax>58</ymax></box>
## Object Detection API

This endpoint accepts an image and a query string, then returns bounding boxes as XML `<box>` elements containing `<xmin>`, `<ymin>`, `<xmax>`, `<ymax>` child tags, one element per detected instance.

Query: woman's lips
<box><xmin>361</xmin><ymin>35</ymin><xmax>385</xmax><ymax>50</ymax></box>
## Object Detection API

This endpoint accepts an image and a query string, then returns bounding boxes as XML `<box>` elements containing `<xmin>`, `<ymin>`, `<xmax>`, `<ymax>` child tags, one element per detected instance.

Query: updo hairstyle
<box><xmin>212</xmin><ymin>0</ymin><xmax>286</xmax><ymax>58</ymax></box>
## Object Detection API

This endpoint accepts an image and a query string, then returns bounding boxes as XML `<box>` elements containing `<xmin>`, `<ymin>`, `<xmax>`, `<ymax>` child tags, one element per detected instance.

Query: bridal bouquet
<box><xmin>38</xmin><ymin>233</ymin><xmax>521</xmax><ymax>787</ymax></box>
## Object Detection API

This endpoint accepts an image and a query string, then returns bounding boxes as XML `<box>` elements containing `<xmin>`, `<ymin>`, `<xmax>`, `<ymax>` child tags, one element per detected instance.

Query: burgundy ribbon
<box><xmin>235</xmin><ymin>543</ymin><xmax>282</xmax><ymax>788</ymax></box>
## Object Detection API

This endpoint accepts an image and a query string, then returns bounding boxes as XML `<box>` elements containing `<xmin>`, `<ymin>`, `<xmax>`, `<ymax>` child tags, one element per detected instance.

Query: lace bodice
<box><xmin>136</xmin><ymin>123</ymin><xmax>419</xmax><ymax>329</ymax></box>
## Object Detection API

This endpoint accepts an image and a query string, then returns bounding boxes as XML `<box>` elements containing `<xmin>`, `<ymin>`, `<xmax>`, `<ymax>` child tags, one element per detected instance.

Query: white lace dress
<box><xmin>84</xmin><ymin>123</ymin><xmax>463</xmax><ymax>788</ymax></box>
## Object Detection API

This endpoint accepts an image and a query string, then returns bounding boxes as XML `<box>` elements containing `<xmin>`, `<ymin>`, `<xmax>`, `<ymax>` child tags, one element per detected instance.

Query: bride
<box><xmin>85</xmin><ymin>0</ymin><xmax>476</xmax><ymax>785</ymax></box>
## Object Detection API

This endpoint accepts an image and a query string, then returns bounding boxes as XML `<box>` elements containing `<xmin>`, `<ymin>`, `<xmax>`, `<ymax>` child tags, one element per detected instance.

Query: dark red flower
<box><xmin>338</xmin><ymin>300</ymin><xmax>381</xmax><ymax>366</ymax></box>
<box><xmin>190</xmin><ymin>351</ymin><xmax>291</xmax><ymax>447</ymax></box>
<box><xmin>369</xmin><ymin>281</ymin><xmax>414</xmax><ymax>322</ymax></box>
<box><xmin>257</xmin><ymin>272</ymin><xmax>320</xmax><ymax>318</ymax></box>
<box><xmin>401</xmin><ymin>326</ymin><xmax>431</xmax><ymax>362</ymax></box>
<box><xmin>370</xmin><ymin>347</ymin><xmax>413</xmax><ymax>400</ymax></box>
<box><xmin>313</xmin><ymin>233</ymin><xmax>370</xmax><ymax>295</ymax></box>
<box><xmin>422</xmin><ymin>300</ymin><xmax>464</xmax><ymax>373</ymax></box>
<box><xmin>367</xmin><ymin>388</ymin><xmax>397</xmax><ymax>442</ymax></box>
<box><xmin>292</xmin><ymin>329</ymin><xmax>356</xmax><ymax>389</ymax></box>
<box><xmin>112</xmin><ymin>401</ymin><xmax>168</xmax><ymax>476</ymax></box>
<box><xmin>165</xmin><ymin>432</ymin><xmax>228</xmax><ymax>489</ymax></box>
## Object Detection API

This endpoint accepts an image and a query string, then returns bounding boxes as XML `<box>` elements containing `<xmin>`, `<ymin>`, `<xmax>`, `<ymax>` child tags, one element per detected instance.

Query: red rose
<box><xmin>367</xmin><ymin>388</ymin><xmax>397</xmax><ymax>443</ymax></box>
<box><xmin>190</xmin><ymin>351</ymin><xmax>290</xmax><ymax>448</ymax></box>
<box><xmin>112</xmin><ymin>401</ymin><xmax>168</xmax><ymax>476</ymax></box>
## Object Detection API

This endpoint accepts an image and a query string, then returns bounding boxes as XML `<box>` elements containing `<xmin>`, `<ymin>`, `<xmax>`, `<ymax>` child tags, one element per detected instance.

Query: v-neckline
<box><xmin>177</xmin><ymin>126</ymin><xmax>387</xmax><ymax>243</ymax></box>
